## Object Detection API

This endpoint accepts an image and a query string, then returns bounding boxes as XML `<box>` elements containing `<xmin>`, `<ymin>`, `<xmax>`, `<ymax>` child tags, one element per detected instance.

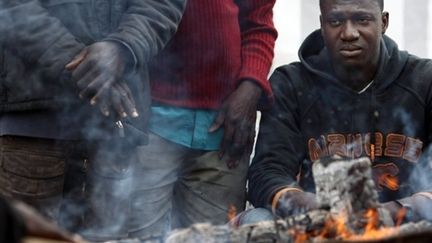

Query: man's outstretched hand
<box><xmin>66</xmin><ymin>41</ymin><xmax>128</xmax><ymax>101</ymax></box>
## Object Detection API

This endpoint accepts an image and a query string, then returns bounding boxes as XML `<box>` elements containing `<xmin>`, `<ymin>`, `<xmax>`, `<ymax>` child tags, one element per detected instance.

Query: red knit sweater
<box><xmin>149</xmin><ymin>0</ymin><xmax>277</xmax><ymax>109</ymax></box>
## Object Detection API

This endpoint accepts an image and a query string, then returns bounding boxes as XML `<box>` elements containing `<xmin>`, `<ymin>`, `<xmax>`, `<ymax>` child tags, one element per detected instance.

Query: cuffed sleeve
<box><xmin>247</xmin><ymin>66</ymin><xmax>306</xmax><ymax>209</ymax></box>
<box><xmin>106</xmin><ymin>0</ymin><xmax>187</xmax><ymax>71</ymax></box>
<box><xmin>235</xmin><ymin>0</ymin><xmax>278</xmax><ymax>105</ymax></box>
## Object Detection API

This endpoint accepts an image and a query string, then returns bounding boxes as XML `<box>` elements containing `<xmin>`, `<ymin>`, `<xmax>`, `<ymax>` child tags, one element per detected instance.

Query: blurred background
<box><xmin>272</xmin><ymin>0</ymin><xmax>432</xmax><ymax>69</ymax></box>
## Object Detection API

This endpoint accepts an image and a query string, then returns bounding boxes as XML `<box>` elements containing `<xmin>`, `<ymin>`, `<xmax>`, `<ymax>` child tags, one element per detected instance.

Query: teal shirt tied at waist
<box><xmin>148</xmin><ymin>105</ymin><xmax>224</xmax><ymax>150</ymax></box>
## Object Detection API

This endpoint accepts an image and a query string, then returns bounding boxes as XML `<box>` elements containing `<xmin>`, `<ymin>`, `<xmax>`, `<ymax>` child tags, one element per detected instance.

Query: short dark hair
<box><xmin>319</xmin><ymin>0</ymin><xmax>384</xmax><ymax>11</ymax></box>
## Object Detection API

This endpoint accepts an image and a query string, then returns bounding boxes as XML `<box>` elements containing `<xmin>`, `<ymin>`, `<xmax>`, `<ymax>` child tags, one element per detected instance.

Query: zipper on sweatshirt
<box><xmin>369</xmin><ymin>81</ymin><xmax>379</xmax><ymax>163</ymax></box>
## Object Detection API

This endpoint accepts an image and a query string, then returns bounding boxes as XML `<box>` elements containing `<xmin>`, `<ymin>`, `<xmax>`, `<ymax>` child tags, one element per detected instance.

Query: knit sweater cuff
<box><xmin>237</xmin><ymin>34</ymin><xmax>275</xmax><ymax>106</ymax></box>
<box><xmin>238</xmin><ymin>63</ymin><xmax>274</xmax><ymax>107</ymax></box>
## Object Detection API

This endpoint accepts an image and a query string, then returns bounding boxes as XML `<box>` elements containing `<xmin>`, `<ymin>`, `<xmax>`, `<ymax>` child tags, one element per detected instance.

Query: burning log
<box><xmin>313</xmin><ymin>156</ymin><xmax>379</xmax><ymax>213</ymax></box>
<box><xmin>312</xmin><ymin>156</ymin><xmax>393</xmax><ymax>233</ymax></box>
<box><xmin>92</xmin><ymin>218</ymin><xmax>432</xmax><ymax>243</ymax></box>
<box><xmin>92</xmin><ymin>156</ymin><xmax>432</xmax><ymax>243</ymax></box>
<box><xmin>161</xmin><ymin>156</ymin><xmax>432</xmax><ymax>242</ymax></box>
<box><xmin>163</xmin><ymin>219</ymin><xmax>432</xmax><ymax>243</ymax></box>
<box><xmin>165</xmin><ymin>222</ymin><xmax>290</xmax><ymax>243</ymax></box>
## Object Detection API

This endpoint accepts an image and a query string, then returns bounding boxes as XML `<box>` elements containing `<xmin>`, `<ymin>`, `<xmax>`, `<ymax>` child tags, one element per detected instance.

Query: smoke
<box><xmin>0</xmin><ymin>2</ymin><xmax>148</xmax><ymax>240</ymax></box>
<box><xmin>410</xmin><ymin>143</ymin><xmax>432</xmax><ymax>191</ymax></box>
<box><xmin>408</xmin><ymin>143</ymin><xmax>432</xmax><ymax>221</ymax></box>
<box><xmin>392</xmin><ymin>107</ymin><xmax>418</xmax><ymax>137</ymax></box>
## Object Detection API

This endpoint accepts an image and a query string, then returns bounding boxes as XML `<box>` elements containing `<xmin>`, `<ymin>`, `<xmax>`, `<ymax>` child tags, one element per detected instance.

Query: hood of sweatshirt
<box><xmin>298</xmin><ymin>29</ymin><xmax>409</xmax><ymax>94</ymax></box>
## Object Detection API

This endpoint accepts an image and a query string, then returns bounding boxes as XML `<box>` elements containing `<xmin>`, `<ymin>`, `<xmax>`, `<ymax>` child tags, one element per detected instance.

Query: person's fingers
<box><xmin>209</xmin><ymin>111</ymin><xmax>225</xmax><ymax>133</ymax></box>
<box><xmin>110</xmin><ymin>86</ymin><xmax>127</xmax><ymax>118</ymax></box>
<box><xmin>75</xmin><ymin>67</ymin><xmax>100</xmax><ymax>91</ymax></box>
<box><xmin>65</xmin><ymin>49</ymin><xmax>88</xmax><ymax>71</ymax></box>
<box><xmin>79</xmin><ymin>76</ymin><xmax>112</xmax><ymax>100</ymax></box>
<box><xmin>98</xmin><ymin>97</ymin><xmax>110</xmax><ymax>117</ymax></box>
<box><xmin>89</xmin><ymin>79</ymin><xmax>114</xmax><ymax>104</ymax></box>
<box><xmin>231</xmin><ymin>124</ymin><xmax>250</xmax><ymax>155</ymax></box>
<box><xmin>228</xmin><ymin>128</ymin><xmax>256</xmax><ymax>169</ymax></box>
<box><xmin>220</xmin><ymin>120</ymin><xmax>235</xmax><ymax>161</ymax></box>
<box><xmin>71</xmin><ymin>59</ymin><xmax>95</xmax><ymax>89</ymax></box>
<box><xmin>116</xmin><ymin>82</ymin><xmax>138</xmax><ymax>117</ymax></box>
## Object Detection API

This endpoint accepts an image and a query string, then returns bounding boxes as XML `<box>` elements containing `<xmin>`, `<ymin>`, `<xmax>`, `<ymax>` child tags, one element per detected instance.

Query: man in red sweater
<box><xmin>129</xmin><ymin>0</ymin><xmax>277</xmax><ymax>237</ymax></box>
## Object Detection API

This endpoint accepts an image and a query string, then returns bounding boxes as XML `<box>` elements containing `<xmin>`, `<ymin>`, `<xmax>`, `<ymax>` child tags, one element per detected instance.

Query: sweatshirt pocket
<box><xmin>0</xmin><ymin>147</ymin><xmax>66</xmax><ymax>198</ymax></box>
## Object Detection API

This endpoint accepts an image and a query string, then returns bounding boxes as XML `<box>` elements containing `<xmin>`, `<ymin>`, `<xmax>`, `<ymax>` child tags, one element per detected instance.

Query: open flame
<box><xmin>349</xmin><ymin>209</ymin><xmax>397</xmax><ymax>241</ymax></box>
<box><xmin>291</xmin><ymin>208</ymin><xmax>408</xmax><ymax>242</ymax></box>
<box><xmin>227</xmin><ymin>204</ymin><xmax>237</xmax><ymax>223</ymax></box>
<box><xmin>378</xmin><ymin>173</ymin><xmax>400</xmax><ymax>191</ymax></box>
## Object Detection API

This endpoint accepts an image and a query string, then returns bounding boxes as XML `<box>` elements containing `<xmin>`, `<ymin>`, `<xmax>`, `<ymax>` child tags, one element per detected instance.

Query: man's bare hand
<box><xmin>276</xmin><ymin>191</ymin><xmax>319</xmax><ymax>218</ymax></box>
<box><xmin>65</xmin><ymin>42</ymin><xmax>138</xmax><ymax>118</ymax></box>
<box><xmin>65</xmin><ymin>41</ymin><xmax>127</xmax><ymax>102</ymax></box>
<box><xmin>97</xmin><ymin>81</ymin><xmax>139</xmax><ymax>118</ymax></box>
<box><xmin>209</xmin><ymin>80</ymin><xmax>262</xmax><ymax>169</ymax></box>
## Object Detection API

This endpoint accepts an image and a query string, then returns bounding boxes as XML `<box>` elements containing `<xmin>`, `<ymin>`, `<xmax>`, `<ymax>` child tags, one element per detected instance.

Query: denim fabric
<box><xmin>236</xmin><ymin>208</ymin><xmax>274</xmax><ymax>226</ymax></box>
<box><xmin>130</xmin><ymin>132</ymin><xmax>249</xmax><ymax>238</ymax></box>
<box><xmin>76</xmin><ymin>141</ymin><xmax>138</xmax><ymax>241</ymax></box>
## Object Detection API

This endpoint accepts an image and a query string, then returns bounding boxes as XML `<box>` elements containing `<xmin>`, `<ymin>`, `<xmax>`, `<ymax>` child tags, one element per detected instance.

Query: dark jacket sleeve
<box><xmin>0</xmin><ymin>0</ymin><xmax>85</xmax><ymax>80</ymax></box>
<box><xmin>248</xmin><ymin>65</ymin><xmax>307</xmax><ymax>209</ymax></box>
<box><xmin>106</xmin><ymin>0</ymin><xmax>187</xmax><ymax>71</ymax></box>
<box><xmin>0</xmin><ymin>198</ymin><xmax>26</xmax><ymax>243</ymax></box>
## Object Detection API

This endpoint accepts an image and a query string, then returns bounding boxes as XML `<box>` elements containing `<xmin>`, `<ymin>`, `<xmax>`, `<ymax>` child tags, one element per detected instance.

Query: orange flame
<box><xmin>395</xmin><ymin>207</ymin><xmax>407</xmax><ymax>227</ymax></box>
<box><xmin>364</xmin><ymin>208</ymin><xmax>380</xmax><ymax>232</ymax></box>
<box><xmin>293</xmin><ymin>209</ymin><xmax>402</xmax><ymax>242</ymax></box>
<box><xmin>379</xmin><ymin>173</ymin><xmax>400</xmax><ymax>191</ymax></box>
<box><xmin>314</xmin><ymin>211</ymin><xmax>354</xmax><ymax>240</ymax></box>
<box><xmin>227</xmin><ymin>204</ymin><xmax>237</xmax><ymax>222</ymax></box>
<box><xmin>288</xmin><ymin>228</ymin><xmax>310</xmax><ymax>243</ymax></box>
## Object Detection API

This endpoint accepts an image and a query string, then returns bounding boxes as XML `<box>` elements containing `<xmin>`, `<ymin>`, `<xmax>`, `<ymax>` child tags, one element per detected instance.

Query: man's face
<box><xmin>320</xmin><ymin>0</ymin><xmax>388</xmax><ymax>69</ymax></box>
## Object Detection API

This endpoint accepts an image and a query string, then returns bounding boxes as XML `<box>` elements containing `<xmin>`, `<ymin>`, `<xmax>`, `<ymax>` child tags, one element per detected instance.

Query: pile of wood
<box><xmin>99</xmin><ymin>156</ymin><xmax>432</xmax><ymax>243</ymax></box>
<box><xmin>312</xmin><ymin>156</ymin><xmax>393</xmax><ymax>232</ymax></box>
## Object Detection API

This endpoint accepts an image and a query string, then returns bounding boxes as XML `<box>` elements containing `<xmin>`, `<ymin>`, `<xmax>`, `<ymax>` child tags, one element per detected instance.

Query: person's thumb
<box><xmin>65</xmin><ymin>49</ymin><xmax>87</xmax><ymax>71</ymax></box>
<box><xmin>208</xmin><ymin>111</ymin><xmax>225</xmax><ymax>133</ymax></box>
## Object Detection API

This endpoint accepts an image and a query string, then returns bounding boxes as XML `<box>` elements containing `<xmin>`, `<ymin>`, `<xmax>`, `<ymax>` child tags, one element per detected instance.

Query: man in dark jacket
<box><xmin>248</xmin><ymin>0</ymin><xmax>432</xmax><ymax>225</ymax></box>
<box><xmin>0</xmin><ymin>0</ymin><xmax>186</xmax><ymax>240</ymax></box>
